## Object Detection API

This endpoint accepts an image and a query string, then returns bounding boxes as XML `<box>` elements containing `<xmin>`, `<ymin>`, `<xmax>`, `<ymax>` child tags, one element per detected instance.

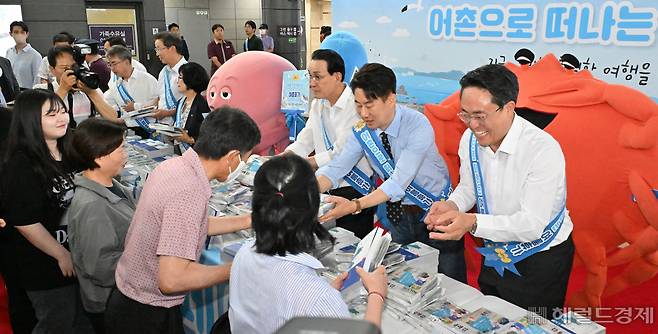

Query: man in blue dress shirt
<box><xmin>318</xmin><ymin>63</ymin><xmax>466</xmax><ymax>283</ymax></box>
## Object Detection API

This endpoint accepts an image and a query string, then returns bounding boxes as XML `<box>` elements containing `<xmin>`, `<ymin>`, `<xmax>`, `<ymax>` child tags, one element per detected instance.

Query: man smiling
<box><xmin>317</xmin><ymin>63</ymin><xmax>466</xmax><ymax>283</ymax></box>
<box><xmin>425</xmin><ymin>64</ymin><xmax>574</xmax><ymax>318</ymax></box>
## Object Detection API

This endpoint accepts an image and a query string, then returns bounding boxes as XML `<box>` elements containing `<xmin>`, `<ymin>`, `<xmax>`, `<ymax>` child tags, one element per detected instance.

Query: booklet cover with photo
<box><xmin>340</xmin><ymin>226</ymin><xmax>391</xmax><ymax>291</ymax></box>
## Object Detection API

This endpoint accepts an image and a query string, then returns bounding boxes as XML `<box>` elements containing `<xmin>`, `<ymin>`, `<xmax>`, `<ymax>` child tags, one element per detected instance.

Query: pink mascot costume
<box><xmin>206</xmin><ymin>51</ymin><xmax>296</xmax><ymax>155</ymax></box>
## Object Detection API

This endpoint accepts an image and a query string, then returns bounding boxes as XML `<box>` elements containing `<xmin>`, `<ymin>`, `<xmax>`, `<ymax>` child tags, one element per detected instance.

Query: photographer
<box><xmin>76</xmin><ymin>39</ymin><xmax>111</xmax><ymax>92</ymax></box>
<box><xmin>34</xmin><ymin>45</ymin><xmax>119</xmax><ymax>127</ymax></box>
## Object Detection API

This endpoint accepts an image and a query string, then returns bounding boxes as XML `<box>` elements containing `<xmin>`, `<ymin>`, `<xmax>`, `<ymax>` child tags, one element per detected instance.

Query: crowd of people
<box><xmin>0</xmin><ymin>17</ymin><xmax>574</xmax><ymax>334</ymax></box>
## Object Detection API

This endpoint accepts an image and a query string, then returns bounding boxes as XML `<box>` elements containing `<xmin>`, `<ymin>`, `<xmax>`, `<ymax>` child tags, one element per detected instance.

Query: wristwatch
<box><xmin>351</xmin><ymin>199</ymin><xmax>362</xmax><ymax>215</ymax></box>
<box><xmin>469</xmin><ymin>215</ymin><xmax>478</xmax><ymax>235</ymax></box>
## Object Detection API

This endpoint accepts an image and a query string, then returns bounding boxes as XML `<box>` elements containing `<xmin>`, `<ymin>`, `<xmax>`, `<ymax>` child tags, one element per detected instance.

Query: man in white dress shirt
<box><xmin>103</xmin><ymin>46</ymin><xmax>159</xmax><ymax>137</ymax></box>
<box><xmin>285</xmin><ymin>49</ymin><xmax>375</xmax><ymax>238</ymax></box>
<box><xmin>425</xmin><ymin>64</ymin><xmax>574</xmax><ymax>318</ymax></box>
<box><xmin>152</xmin><ymin>32</ymin><xmax>187</xmax><ymax>125</ymax></box>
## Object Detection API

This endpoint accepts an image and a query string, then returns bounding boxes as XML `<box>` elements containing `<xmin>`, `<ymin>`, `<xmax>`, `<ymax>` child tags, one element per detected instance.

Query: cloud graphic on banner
<box><xmin>338</xmin><ymin>21</ymin><xmax>359</xmax><ymax>29</ymax></box>
<box><xmin>392</xmin><ymin>28</ymin><xmax>411</xmax><ymax>38</ymax></box>
<box><xmin>376</xmin><ymin>16</ymin><xmax>392</xmax><ymax>24</ymax></box>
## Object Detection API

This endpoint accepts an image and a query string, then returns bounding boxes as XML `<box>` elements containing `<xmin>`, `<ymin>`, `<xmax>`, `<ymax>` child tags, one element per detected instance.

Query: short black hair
<box><xmin>252</xmin><ymin>155</ymin><xmax>334</xmax><ymax>256</ymax></box>
<box><xmin>350</xmin><ymin>63</ymin><xmax>396</xmax><ymax>101</ymax></box>
<box><xmin>71</xmin><ymin>118</ymin><xmax>127</xmax><ymax>171</ymax></box>
<box><xmin>103</xmin><ymin>36</ymin><xmax>127</xmax><ymax>47</ymax></box>
<box><xmin>311</xmin><ymin>49</ymin><xmax>345</xmax><ymax>82</ymax></box>
<box><xmin>167</xmin><ymin>23</ymin><xmax>179</xmax><ymax>31</ymax></box>
<box><xmin>10</xmin><ymin>21</ymin><xmax>28</xmax><ymax>33</ymax></box>
<box><xmin>211</xmin><ymin>24</ymin><xmax>224</xmax><ymax>32</ymax></box>
<box><xmin>320</xmin><ymin>26</ymin><xmax>332</xmax><ymax>36</ymax></box>
<box><xmin>154</xmin><ymin>32</ymin><xmax>182</xmax><ymax>54</ymax></box>
<box><xmin>48</xmin><ymin>45</ymin><xmax>75</xmax><ymax>67</ymax></box>
<box><xmin>194</xmin><ymin>106</ymin><xmax>260</xmax><ymax>160</ymax></box>
<box><xmin>259</xmin><ymin>23</ymin><xmax>268</xmax><ymax>30</ymax></box>
<box><xmin>179</xmin><ymin>62</ymin><xmax>209</xmax><ymax>94</ymax></box>
<box><xmin>245</xmin><ymin>20</ymin><xmax>256</xmax><ymax>30</ymax></box>
<box><xmin>59</xmin><ymin>31</ymin><xmax>76</xmax><ymax>44</ymax></box>
<box><xmin>459</xmin><ymin>64</ymin><xmax>519</xmax><ymax>107</ymax></box>
<box><xmin>53</xmin><ymin>33</ymin><xmax>72</xmax><ymax>45</ymax></box>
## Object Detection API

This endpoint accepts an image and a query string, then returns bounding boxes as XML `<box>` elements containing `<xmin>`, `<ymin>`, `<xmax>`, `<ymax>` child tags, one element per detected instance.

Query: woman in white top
<box><xmin>229</xmin><ymin>155</ymin><xmax>387</xmax><ymax>333</ymax></box>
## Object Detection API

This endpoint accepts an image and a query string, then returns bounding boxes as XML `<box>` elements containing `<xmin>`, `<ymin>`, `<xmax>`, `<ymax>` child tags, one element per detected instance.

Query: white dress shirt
<box><xmin>449</xmin><ymin>114</ymin><xmax>573</xmax><ymax>249</ymax></box>
<box><xmin>104</xmin><ymin>67</ymin><xmax>159</xmax><ymax>127</ymax></box>
<box><xmin>229</xmin><ymin>240</ymin><xmax>350</xmax><ymax>334</ymax></box>
<box><xmin>37</xmin><ymin>56</ymin><xmax>52</xmax><ymax>82</ymax></box>
<box><xmin>6</xmin><ymin>44</ymin><xmax>42</xmax><ymax>88</ymax></box>
<box><xmin>34</xmin><ymin>81</ymin><xmax>103</xmax><ymax>125</ymax></box>
<box><xmin>286</xmin><ymin>86</ymin><xmax>373</xmax><ymax>188</ymax></box>
<box><xmin>157</xmin><ymin>56</ymin><xmax>186</xmax><ymax>125</ymax></box>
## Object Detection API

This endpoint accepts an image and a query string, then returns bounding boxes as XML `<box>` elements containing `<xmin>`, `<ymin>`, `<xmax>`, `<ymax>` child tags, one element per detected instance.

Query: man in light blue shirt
<box><xmin>318</xmin><ymin>63</ymin><xmax>466</xmax><ymax>283</ymax></box>
<box><xmin>5</xmin><ymin>21</ymin><xmax>42</xmax><ymax>89</ymax></box>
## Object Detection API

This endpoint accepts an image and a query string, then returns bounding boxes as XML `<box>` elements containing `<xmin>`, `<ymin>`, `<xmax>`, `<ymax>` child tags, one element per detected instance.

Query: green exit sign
<box><xmin>288</xmin><ymin>37</ymin><xmax>297</xmax><ymax>44</ymax></box>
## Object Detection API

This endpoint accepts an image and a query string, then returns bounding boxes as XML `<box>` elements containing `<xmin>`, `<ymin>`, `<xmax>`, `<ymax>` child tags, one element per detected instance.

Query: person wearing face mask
<box><xmin>5</xmin><ymin>21</ymin><xmax>42</xmax><ymax>89</ymax></box>
<box><xmin>258</xmin><ymin>24</ymin><xmax>274</xmax><ymax>53</ymax></box>
<box><xmin>424</xmin><ymin>64</ymin><xmax>575</xmax><ymax>319</ymax></box>
<box><xmin>67</xmin><ymin>118</ymin><xmax>135</xmax><ymax>334</ymax></box>
<box><xmin>104</xmin><ymin>107</ymin><xmax>259</xmax><ymax>334</ymax></box>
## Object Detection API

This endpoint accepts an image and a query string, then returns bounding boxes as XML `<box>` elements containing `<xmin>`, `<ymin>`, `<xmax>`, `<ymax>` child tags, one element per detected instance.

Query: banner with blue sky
<box><xmin>333</xmin><ymin>0</ymin><xmax>658</xmax><ymax>104</ymax></box>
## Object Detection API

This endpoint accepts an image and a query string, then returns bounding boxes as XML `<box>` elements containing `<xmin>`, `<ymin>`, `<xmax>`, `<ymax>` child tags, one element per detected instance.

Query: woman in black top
<box><xmin>1</xmin><ymin>89</ymin><xmax>91</xmax><ymax>333</ymax></box>
<box><xmin>173</xmin><ymin>62</ymin><xmax>211</xmax><ymax>150</ymax></box>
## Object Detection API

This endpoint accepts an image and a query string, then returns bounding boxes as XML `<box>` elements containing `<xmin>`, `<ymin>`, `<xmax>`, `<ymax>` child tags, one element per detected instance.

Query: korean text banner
<box><xmin>332</xmin><ymin>0</ymin><xmax>658</xmax><ymax>104</ymax></box>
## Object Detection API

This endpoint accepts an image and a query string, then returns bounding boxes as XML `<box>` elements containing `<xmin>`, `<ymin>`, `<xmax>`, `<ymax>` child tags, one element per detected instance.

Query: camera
<box><xmin>70</xmin><ymin>43</ymin><xmax>100</xmax><ymax>90</ymax></box>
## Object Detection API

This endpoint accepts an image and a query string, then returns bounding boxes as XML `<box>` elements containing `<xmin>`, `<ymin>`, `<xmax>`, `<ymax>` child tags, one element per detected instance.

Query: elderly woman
<box><xmin>229</xmin><ymin>155</ymin><xmax>387</xmax><ymax>333</ymax></box>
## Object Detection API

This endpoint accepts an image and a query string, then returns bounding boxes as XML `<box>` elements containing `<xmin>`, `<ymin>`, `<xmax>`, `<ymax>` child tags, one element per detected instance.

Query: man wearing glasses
<box><xmin>152</xmin><ymin>32</ymin><xmax>187</xmax><ymax>124</ymax></box>
<box><xmin>103</xmin><ymin>45</ymin><xmax>159</xmax><ymax>136</ymax></box>
<box><xmin>425</xmin><ymin>64</ymin><xmax>575</xmax><ymax>319</ymax></box>
<box><xmin>317</xmin><ymin>63</ymin><xmax>466</xmax><ymax>283</ymax></box>
<box><xmin>284</xmin><ymin>49</ymin><xmax>375</xmax><ymax>239</ymax></box>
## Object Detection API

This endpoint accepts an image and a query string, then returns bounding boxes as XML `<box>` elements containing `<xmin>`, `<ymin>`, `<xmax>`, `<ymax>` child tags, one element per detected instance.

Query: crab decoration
<box><xmin>424</xmin><ymin>53</ymin><xmax>658</xmax><ymax>308</ymax></box>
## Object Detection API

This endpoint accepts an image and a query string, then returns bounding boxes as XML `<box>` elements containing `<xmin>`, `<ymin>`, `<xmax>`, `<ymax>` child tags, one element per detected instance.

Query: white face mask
<box><xmin>225</xmin><ymin>154</ymin><xmax>246</xmax><ymax>183</ymax></box>
<box><xmin>13</xmin><ymin>34</ymin><xmax>27</xmax><ymax>44</ymax></box>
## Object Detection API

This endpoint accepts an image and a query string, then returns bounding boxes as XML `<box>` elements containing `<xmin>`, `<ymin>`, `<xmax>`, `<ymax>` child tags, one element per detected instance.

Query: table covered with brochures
<box><xmin>119</xmin><ymin>137</ymin><xmax>605</xmax><ymax>334</ymax></box>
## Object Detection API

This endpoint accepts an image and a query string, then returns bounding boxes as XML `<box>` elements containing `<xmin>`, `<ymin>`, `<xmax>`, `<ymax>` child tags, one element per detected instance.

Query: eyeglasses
<box><xmin>309</xmin><ymin>74</ymin><xmax>326</xmax><ymax>82</ymax></box>
<box><xmin>457</xmin><ymin>105</ymin><xmax>503</xmax><ymax>124</ymax></box>
<box><xmin>108</xmin><ymin>59</ymin><xmax>127</xmax><ymax>67</ymax></box>
<box><xmin>155</xmin><ymin>46</ymin><xmax>168</xmax><ymax>53</ymax></box>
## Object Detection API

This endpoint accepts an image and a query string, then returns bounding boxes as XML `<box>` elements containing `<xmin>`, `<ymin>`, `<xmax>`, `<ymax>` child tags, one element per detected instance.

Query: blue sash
<box><xmin>352</xmin><ymin>121</ymin><xmax>452</xmax><ymax>211</ymax></box>
<box><xmin>469</xmin><ymin>133</ymin><xmax>565</xmax><ymax>276</ymax></box>
<box><xmin>281</xmin><ymin>109</ymin><xmax>306</xmax><ymax>142</ymax></box>
<box><xmin>117</xmin><ymin>79</ymin><xmax>153</xmax><ymax>134</ymax></box>
<box><xmin>175</xmin><ymin>97</ymin><xmax>186</xmax><ymax>128</ymax></box>
<box><xmin>319</xmin><ymin>104</ymin><xmax>374</xmax><ymax>196</ymax></box>
<box><xmin>163</xmin><ymin>69</ymin><xmax>177</xmax><ymax>110</ymax></box>
<box><xmin>117</xmin><ymin>81</ymin><xmax>134</xmax><ymax>104</ymax></box>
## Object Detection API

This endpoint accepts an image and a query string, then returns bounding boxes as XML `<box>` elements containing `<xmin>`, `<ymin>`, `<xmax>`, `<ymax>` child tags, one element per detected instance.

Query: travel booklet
<box><xmin>450</xmin><ymin>307</ymin><xmax>511</xmax><ymax>334</ymax></box>
<box><xmin>388</xmin><ymin>265</ymin><xmax>442</xmax><ymax>312</ymax></box>
<box><xmin>408</xmin><ymin>300</ymin><xmax>469</xmax><ymax>333</ymax></box>
<box><xmin>340</xmin><ymin>226</ymin><xmax>392</xmax><ymax>291</ymax></box>
<box><xmin>148</xmin><ymin>123</ymin><xmax>184</xmax><ymax>137</ymax></box>
<box><xmin>120</xmin><ymin>105</ymin><xmax>156</xmax><ymax>119</ymax></box>
<box><xmin>498</xmin><ymin>315</ymin><xmax>570</xmax><ymax>334</ymax></box>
